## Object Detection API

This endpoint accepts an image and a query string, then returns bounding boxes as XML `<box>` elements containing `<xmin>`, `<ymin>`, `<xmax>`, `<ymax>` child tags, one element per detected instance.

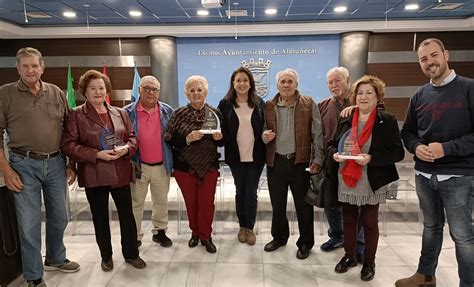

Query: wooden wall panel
<box><xmin>383</xmin><ymin>98</ymin><xmax>411</xmax><ymax>120</ymax></box>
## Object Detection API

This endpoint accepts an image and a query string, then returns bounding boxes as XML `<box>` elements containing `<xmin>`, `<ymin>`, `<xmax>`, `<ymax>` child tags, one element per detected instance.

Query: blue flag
<box><xmin>131</xmin><ymin>64</ymin><xmax>141</xmax><ymax>102</ymax></box>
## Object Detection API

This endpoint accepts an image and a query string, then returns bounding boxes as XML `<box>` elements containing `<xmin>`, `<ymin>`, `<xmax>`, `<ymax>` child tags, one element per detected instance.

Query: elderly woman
<box><xmin>262</xmin><ymin>68</ymin><xmax>324</xmax><ymax>260</ymax></box>
<box><xmin>61</xmin><ymin>70</ymin><xmax>146</xmax><ymax>272</ymax></box>
<box><xmin>332</xmin><ymin>75</ymin><xmax>404</xmax><ymax>281</ymax></box>
<box><xmin>165</xmin><ymin>75</ymin><xmax>223</xmax><ymax>253</ymax></box>
<box><xmin>218</xmin><ymin>67</ymin><xmax>265</xmax><ymax>245</ymax></box>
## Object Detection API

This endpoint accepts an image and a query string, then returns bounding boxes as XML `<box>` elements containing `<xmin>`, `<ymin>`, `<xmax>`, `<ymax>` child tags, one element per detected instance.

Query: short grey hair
<box><xmin>275</xmin><ymin>68</ymin><xmax>299</xmax><ymax>86</ymax></box>
<box><xmin>140</xmin><ymin>75</ymin><xmax>160</xmax><ymax>86</ymax></box>
<box><xmin>16</xmin><ymin>47</ymin><xmax>44</xmax><ymax>67</ymax></box>
<box><xmin>184</xmin><ymin>75</ymin><xmax>208</xmax><ymax>94</ymax></box>
<box><xmin>326</xmin><ymin>66</ymin><xmax>349</xmax><ymax>79</ymax></box>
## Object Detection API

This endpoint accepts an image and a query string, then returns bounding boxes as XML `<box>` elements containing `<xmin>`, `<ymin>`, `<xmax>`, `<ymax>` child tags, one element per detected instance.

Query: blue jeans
<box><xmin>415</xmin><ymin>175</ymin><xmax>474</xmax><ymax>287</ymax></box>
<box><xmin>10</xmin><ymin>153</ymin><xmax>68</xmax><ymax>281</ymax></box>
<box><xmin>230</xmin><ymin>162</ymin><xmax>264</xmax><ymax>230</ymax></box>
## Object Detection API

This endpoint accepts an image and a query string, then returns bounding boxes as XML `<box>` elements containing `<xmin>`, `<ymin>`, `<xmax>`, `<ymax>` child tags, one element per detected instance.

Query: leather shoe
<box><xmin>335</xmin><ymin>255</ymin><xmax>357</xmax><ymax>273</ymax></box>
<box><xmin>188</xmin><ymin>235</ymin><xmax>199</xmax><ymax>248</ymax></box>
<box><xmin>125</xmin><ymin>257</ymin><xmax>146</xmax><ymax>269</ymax></box>
<box><xmin>264</xmin><ymin>239</ymin><xmax>286</xmax><ymax>252</ymax></box>
<box><xmin>201</xmin><ymin>239</ymin><xmax>217</xmax><ymax>253</ymax></box>
<box><xmin>101</xmin><ymin>258</ymin><xmax>113</xmax><ymax>272</ymax></box>
<box><xmin>361</xmin><ymin>262</ymin><xmax>375</xmax><ymax>281</ymax></box>
<box><xmin>296</xmin><ymin>245</ymin><xmax>310</xmax><ymax>259</ymax></box>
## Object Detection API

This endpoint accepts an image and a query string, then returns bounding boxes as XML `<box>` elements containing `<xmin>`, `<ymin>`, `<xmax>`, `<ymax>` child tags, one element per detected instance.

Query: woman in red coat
<box><xmin>61</xmin><ymin>70</ymin><xmax>145</xmax><ymax>272</ymax></box>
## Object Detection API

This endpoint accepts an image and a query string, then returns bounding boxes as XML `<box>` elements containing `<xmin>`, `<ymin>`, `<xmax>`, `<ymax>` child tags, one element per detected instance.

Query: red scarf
<box><xmin>339</xmin><ymin>108</ymin><xmax>377</xmax><ymax>187</ymax></box>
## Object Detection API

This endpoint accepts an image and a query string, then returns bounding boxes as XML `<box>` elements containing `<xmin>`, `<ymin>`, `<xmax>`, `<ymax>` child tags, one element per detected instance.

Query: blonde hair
<box><xmin>184</xmin><ymin>75</ymin><xmax>208</xmax><ymax>95</ymax></box>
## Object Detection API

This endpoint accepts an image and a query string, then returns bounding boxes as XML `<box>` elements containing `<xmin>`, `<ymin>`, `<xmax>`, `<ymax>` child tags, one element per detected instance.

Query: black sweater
<box><xmin>401</xmin><ymin>75</ymin><xmax>474</xmax><ymax>175</ymax></box>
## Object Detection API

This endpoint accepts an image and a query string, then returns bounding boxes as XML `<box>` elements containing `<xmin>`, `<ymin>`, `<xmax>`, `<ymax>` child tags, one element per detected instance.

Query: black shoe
<box><xmin>361</xmin><ymin>263</ymin><xmax>375</xmax><ymax>281</ymax></box>
<box><xmin>335</xmin><ymin>255</ymin><xmax>357</xmax><ymax>273</ymax></box>
<box><xmin>201</xmin><ymin>239</ymin><xmax>217</xmax><ymax>253</ymax></box>
<box><xmin>101</xmin><ymin>258</ymin><xmax>114</xmax><ymax>272</ymax></box>
<box><xmin>296</xmin><ymin>245</ymin><xmax>310</xmax><ymax>259</ymax></box>
<box><xmin>125</xmin><ymin>257</ymin><xmax>146</xmax><ymax>269</ymax></box>
<box><xmin>264</xmin><ymin>239</ymin><xmax>286</xmax><ymax>252</ymax></box>
<box><xmin>188</xmin><ymin>235</ymin><xmax>199</xmax><ymax>248</ymax></box>
<box><xmin>152</xmin><ymin>230</ymin><xmax>173</xmax><ymax>247</ymax></box>
<box><xmin>137</xmin><ymin>240</ymin><xmax>142</xmax><ymax>248</ymax></box>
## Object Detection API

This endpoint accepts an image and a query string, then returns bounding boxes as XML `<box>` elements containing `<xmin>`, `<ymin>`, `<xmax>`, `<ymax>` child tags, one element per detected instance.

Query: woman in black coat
<box><xmin>218</xmin><ymin>67</ymin><xmax>266</xmax><ymax>245</ymax></box>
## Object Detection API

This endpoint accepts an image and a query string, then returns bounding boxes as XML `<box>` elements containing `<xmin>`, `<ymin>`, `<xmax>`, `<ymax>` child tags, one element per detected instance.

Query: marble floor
<box><xmin>8</xmin><ymin>164</ymin><xmax>463</xmax><ymax>287</ymax></box>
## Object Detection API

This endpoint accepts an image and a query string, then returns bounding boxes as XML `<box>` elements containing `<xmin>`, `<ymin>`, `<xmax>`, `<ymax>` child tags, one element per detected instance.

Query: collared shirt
<box><xmin>318</xmin><ymin>96</ymin><xmax>349</xmax><ymax>147</ymax></box>
<box><xmin>137</xmin><ymin>101</ymin><xmax>163</xmax><ymax>163</ymax></box>
<box><xmin>0</xmin><ymin>79</ymin><xmax>67</xmax><ymax>153</ymax></box>
<box><xmin>416</xmin><ymin>69</ymin><xmax>461</xmax><ymax>181</ymax></box>
<box><xmin>275</xmin><ymin>98</ymin><xmax>296</xmax><ymax>155</ymax></box>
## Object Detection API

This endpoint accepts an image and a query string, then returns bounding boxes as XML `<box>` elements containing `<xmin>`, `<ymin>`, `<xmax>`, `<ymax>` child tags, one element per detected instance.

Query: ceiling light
<box><xmin>265</xmin><ymin>8</ymin><xmax>277</xmax><ymax>15</ymax></box>
<box><xmin>129</xmin><ymin>10</ymin><xmax>142</xmax><ymax>17</ymax></box>
<box><xmin>63</xmin><ymin>11</ymin><xmax>76</xmax><ymax>18</ymax></box>
<box><xmin>334</xmin><ymin>6</ymin><xmax>347</xmax><ymax>13</ymax></box>
<box><xmin>405</xmin><ymin>4</ymin><xmax>419</xmax><ymax>10</ymax></box>
<box><xmin>197</xmin><ymin>10</ymin><xmax>209</xmax><ymax>16</ymax></box>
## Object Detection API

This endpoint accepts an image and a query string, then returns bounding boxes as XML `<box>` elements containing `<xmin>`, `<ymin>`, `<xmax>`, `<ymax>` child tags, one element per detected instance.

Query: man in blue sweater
<box><xmin>397</xmin><ymin>38</ymin><xmax>474</xmax><ymax>287</ymax></box>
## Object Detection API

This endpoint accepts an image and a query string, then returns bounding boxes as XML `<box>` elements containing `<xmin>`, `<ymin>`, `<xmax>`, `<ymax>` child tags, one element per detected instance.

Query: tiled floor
<box><xmin>9</xmin><ymin>165</ymin><xmax>462</xmax><ymax>286</ymax></box>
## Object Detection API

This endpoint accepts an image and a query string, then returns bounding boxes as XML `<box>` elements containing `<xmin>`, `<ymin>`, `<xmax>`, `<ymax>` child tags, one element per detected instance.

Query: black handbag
<box><xmin>305</xmin><ymin>146</ymin><xmax>340</xmax><ymax>208</ymax></box>
<box><xmin>0</xmin><ymin>186</ymin><xmax>22</xmax><ymax>286</ymax></box>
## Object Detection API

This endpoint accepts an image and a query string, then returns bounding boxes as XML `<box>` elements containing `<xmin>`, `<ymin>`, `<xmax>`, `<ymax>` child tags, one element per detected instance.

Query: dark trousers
<box><xmin>342</xmin><ymin>203</ymin><xmax>379</xmax><ymax>264</ymax></box>
<box><xmin>267</xmin><ymin>155</ymin><xmax>314</xmax><ymax>249</ymax></box>
<box><xmin>230</xmin><ymin>162</ymin><xmax>264</xmax><ymax>230</ymax></box>
<box><xmin>85</xmin><ymin>185</ymin><xmax>139</xmax><ymax>261</ymax></box>
<box><xmin>174</xmin><ymin>169</ymin><xmax>218</xmax><ymax>240</ymax></box>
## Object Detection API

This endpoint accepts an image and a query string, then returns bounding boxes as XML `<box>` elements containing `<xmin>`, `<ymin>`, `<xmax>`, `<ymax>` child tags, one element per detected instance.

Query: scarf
<box><xmin>339</xmin><ymin>108</ymin><xmax>377</xmax><ymax>188</ymax></box>
<box><xmin>165</xmin><ymin>104</ymin><xmax>219</xmax><ymax>179</ymax></box>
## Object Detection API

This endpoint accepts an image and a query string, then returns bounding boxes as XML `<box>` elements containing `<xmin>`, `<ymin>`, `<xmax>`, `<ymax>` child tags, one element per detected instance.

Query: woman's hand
<box><xmin>212</xmin><ymin>131</ymin><xmax>223</xmax><ymax>140</ymax></box>
<box><xmin>355</xmin><ymin>154</ymin><xmax>371</xmax><ymax>166</ymax></box>
<box><xmin>333</xmin><ymin>153</ymin><xmax>346</xmax><ymax>163</ymax></box>
<box><xmin>96</xmin><ymin>150</ymin><xmax>120</xmax><ymax>161</ymax></box>
<box><xmin>262</xmin><ymin>130</ymin><xmax>276</xmax><ymax>144</ymax></box>
<box><xmin>186</xmin><ymin>130</ymin><xmax>204</xmax><ymax>144</ymax></box>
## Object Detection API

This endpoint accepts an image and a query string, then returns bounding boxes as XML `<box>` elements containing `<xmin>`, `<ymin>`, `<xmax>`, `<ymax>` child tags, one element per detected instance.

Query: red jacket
<box><xmin>61</xmin><ymin>102</ymin><xmax>137</xmax><ymax>188</ymax></box>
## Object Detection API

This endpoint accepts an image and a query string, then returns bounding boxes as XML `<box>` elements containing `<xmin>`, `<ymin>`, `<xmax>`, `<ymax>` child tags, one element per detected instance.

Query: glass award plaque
<box><xmin>337</xmin><ymin>129</ymin><xmax>364</xmax><ymax>160</ymax></box>
<box><xmin>199</xmin><ymin>107</ymin><xmax>221</xmax><ymax>134</ymax></box>
<box><xmin>100</xmin><ymin>128</ymin><xmax>128</xmax><ymax>151</ymax></box>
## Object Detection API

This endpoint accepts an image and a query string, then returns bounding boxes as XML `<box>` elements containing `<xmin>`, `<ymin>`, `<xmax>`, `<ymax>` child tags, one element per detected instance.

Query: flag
<box><xmin>66</xmin><ymin>64</ymin><xmax>76</xmax><ymax>108</ymax></box>
<box><xmin>103</xmin><ymin>63</ymin><xmax>111</xmax><ymax>104</ymax></box>
<box><xmin>131</xmin><ymin>64</ymin><xmax>140</xmax><ymax>103</ymax></box>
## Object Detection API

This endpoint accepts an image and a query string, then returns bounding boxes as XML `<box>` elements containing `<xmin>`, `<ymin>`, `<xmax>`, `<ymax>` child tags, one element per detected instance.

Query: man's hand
<box><xmin>340</xmin><ymin>105</ymin><xmax>357</xmax><ymax>118</ymax></box>
<box><xmin>4</xmin><ymin>166</ymin><xmax>23</xmax><ymax>192</ymax></box>
<box><xmin>66</xmin><ymin>165</ymin><xmax>76</xmax><ymax>185</ymax></box>
<box><xmin>308</xmin><ymin>162</ymin><xmax>321</xmax><ymax>174</ymax></box>
<box><xmin>415</xmin><ymin>144</ymin><xmax>435</xmax><ymax>162</ymax></box>
<box><xmin>428</xmin><ymin>142</ymin><xmax>445</xmax><ymax>160</ymax></box>
<box><xmin>262</xmin><ymin>130</ymin><xmax>276</xmax><ymax>144</ymax></box>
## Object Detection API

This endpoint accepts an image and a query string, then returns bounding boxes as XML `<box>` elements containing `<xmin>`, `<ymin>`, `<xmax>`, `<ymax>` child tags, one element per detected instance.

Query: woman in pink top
<box><xmin>218</xmin><ymin>67</ymin><xmax>266</xmax><ymax>245</ymax></box>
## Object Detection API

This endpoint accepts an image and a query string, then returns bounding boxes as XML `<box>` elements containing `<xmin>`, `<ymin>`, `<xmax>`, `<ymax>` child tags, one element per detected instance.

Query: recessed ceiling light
<box><xmin>129</xmin><ymin>10</ymin><xmax>142</xmax><ymax>17</ymax></box>
<box><xmin>334</xmin><ymin>6</ymin><xmax>347</xmax><ymax>13</ymax></box>
<box><xmin>405</xmin><ymin>4</ymin><xmax>419</xmax><ymax>10</ymax></box>
<box><xmin>265</xmin><ymin>8</ymin><xmax>277</xmax><ymax>15</ymax></box>
<box><xmin>197</xmin><ymin>10</ymin><xmax>209</xmax><ymax>16</ymax></box>
<box><xmin>63</xmin><ymin>11</ymin><xmax>76</xmax><ymax>18</ymax></box>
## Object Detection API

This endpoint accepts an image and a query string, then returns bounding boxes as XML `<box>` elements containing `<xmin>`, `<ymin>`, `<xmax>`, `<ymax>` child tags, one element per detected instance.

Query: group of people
<box><xmin>0</xmin><ymin>37</ymin><xmax>471</xmax><ymax>287</ymax></box>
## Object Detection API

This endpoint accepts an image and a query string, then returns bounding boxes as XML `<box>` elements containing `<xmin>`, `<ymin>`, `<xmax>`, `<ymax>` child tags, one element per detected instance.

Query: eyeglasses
<box><xmin>141</xmin><ymin>86</ymin><xmax>160</xmax><ymax>94</ymax></box>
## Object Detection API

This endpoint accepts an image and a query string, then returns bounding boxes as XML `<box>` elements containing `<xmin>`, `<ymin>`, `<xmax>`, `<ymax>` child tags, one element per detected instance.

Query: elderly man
<box><xmin>262</xmin><ymin>68</ymin><xmax>324</xmax><ymax>259</ymax></box>
<box><xmin>397</xmin><ymin>38</ymin><xmax>474</xmax><ymax>287</ymax></box>
<box><xmin>124</xmin><ymin>75</ymin><xmax>174</xmax><ymax>248</ymax></box>
<box><xmin>0</xmin><ymin>47</ymin><xmax>79</xmax><ymax>287</ymax></box>
<box><xmin>318</xmin><ymin>66</ymin><xmax>365</xmax><ymax>262</ymax></box>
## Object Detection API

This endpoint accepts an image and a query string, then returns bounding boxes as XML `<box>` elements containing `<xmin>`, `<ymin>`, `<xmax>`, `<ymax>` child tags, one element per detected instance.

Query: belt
<box><xmin>10</xmin><ymin>148</ymin><xmax>61</xmax><ymax>160</ymax></box>
<box><xmin>276</xmin><ymin>153</ymin><xmax>295</xmax><ymax>160</ymax></box>
<box><xmin>141</xmin><ymin>161</ymin><xmax>163</xmax><ymax>166</ymax></box>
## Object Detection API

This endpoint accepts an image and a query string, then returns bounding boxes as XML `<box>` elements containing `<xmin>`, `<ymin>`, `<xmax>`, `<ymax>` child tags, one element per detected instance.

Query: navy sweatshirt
<box><xmin>401</xmin><ymin>75</ymin><xmax>474</xmax><ymax>175</ymax></box>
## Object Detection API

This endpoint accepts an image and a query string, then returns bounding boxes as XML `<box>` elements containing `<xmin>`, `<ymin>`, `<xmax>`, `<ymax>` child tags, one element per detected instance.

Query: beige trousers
<box><xmin>131</xmin><ymin>164</ymin><xmax>170</xmax><ymax>240</ymax></box>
